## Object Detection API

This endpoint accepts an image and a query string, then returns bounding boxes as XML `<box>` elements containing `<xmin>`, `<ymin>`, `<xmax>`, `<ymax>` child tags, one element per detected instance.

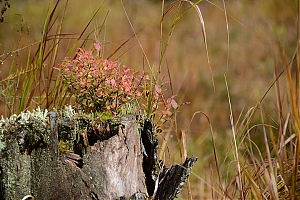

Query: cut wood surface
<box><xmin>0</xmin><ymin>108</ymin><xmax>197</xmax><ymax>200</ymax></box>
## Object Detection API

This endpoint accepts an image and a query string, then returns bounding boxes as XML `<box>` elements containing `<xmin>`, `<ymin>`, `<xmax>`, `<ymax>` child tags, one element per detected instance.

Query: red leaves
<box><xmin>56</xmin><ymin>43</ymin><xmax>182</xmax><ymax>121</ymax></box>
<box><xmin>93</xmin><ymin>42</ymin><xmax>102</xmax><ymax>51</ymax></box>
<box><xmin>56</xmin><ymin>45</ymin><xmax>146</xmax><ymax>114</ymax></box>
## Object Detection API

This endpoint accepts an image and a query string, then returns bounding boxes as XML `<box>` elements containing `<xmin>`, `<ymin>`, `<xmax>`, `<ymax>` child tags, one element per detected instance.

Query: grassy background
<box><xmin>0</xmin><ymin>0</ymin><xmax>298</xmax><ymax>199</ymax></box>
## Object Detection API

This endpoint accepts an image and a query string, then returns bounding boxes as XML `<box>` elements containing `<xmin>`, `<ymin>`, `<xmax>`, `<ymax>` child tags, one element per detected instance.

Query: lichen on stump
<box><xmin>0</xmin><ymin>107</ymin><xmax>197</xmax><ymax>200</ymax></box>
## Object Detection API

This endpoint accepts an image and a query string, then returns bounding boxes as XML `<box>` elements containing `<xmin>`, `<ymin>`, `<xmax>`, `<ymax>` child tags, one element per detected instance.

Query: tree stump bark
<box><xmin>0</xmin><ymin>108</ymin><xmax>197</xmax><ymax>200</ymax></box>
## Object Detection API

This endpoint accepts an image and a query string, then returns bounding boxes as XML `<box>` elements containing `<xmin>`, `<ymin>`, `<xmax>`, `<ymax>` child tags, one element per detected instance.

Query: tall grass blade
<box><xmin>224</xmin><ymin>75</ymin><xmax>244</xmax><ymax>199</ymax></box>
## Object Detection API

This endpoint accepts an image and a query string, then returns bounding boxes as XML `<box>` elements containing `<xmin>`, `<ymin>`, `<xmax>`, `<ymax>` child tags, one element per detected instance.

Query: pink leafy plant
<box><xmin>56</xmin><ymin>43</ymin><xmax>182</xmax><ymax>122</ymax></box>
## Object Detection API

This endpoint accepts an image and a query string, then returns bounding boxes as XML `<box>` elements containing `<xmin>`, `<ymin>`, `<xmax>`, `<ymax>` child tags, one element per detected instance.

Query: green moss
<box><xmin>59</xmin><ymin>140</ymin><xmax>71</xmax><ymax>153</ymax></box>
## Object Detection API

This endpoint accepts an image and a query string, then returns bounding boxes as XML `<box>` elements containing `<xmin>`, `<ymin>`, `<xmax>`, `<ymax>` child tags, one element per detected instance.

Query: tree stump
<box><xmin>0</xmin><ymin>107</ymin><xmax>197</xmax><ymax>200</ymax></box>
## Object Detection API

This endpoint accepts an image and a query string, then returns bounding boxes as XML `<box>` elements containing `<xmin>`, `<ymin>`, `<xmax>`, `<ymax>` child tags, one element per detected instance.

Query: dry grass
<box><xmin>0</xmin><ymin>0</ymin><xmax>299</xmax><ymax>199</ymax></box>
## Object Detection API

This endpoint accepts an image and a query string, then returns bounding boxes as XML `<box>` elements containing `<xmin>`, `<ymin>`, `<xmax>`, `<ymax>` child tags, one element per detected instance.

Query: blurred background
<box><xmin>0</xmin><ymin>0</ymin><xmax>297</xmax><ymax>198</ymax></box>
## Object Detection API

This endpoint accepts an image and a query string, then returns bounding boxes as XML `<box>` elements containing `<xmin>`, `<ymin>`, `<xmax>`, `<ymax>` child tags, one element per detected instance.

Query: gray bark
<box><xmin>0</xmin><ymin>109</ymin><xmax>197</xmax><ymax>200</ymax></box>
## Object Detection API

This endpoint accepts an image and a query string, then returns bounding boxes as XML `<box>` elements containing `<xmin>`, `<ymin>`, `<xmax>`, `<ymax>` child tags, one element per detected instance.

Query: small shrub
<box><xmin>56</xmin><ymin>43</ymin><xmax>180</xmax><ymax>122</ymax></box>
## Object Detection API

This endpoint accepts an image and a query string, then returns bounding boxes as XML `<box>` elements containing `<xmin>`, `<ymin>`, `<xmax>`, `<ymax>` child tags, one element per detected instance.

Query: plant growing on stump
<box><xmin>56</xmin><ymin>43</ymin><xmax>181</xmax><ymax>123</ymax></box>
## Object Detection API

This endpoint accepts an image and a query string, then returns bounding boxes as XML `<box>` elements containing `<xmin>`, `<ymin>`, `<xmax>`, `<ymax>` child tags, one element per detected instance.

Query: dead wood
<box><xmin>0</xmin><ymin>109</ymin><xmax>197</xmax><ymax>200</ymax></box>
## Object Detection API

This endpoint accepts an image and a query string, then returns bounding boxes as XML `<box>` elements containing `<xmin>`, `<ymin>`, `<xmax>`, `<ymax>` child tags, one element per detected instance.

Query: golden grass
<box><xmin>0</xmin><ymin>0</ymin><xmax>298</xmax><ymax>199</ymax></box>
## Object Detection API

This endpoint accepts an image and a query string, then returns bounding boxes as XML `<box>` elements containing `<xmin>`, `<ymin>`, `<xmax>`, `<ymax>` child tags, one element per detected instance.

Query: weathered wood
<box><xmin>0</xmin><ymin>108</ymin><xmax>197</xmax><ymax>200</ymax></box>
<box><xmin>155</xmin><ymin>156</ymin><xmax>198</xmax><ymax>200</ymax></box>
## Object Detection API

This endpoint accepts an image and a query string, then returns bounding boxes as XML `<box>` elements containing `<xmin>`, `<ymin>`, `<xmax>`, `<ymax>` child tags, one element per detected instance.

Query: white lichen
<box><xmin>63</xmin><ymin>105</ymin><xmax>76</xmax><ymax>118</ymax></box>
<box><xmin>0</xmin><ymin>106</ymin><xmax>77</xmax><ymax>128</ymax></box>
<box><xmin>0</xmin><ymin>107</ymin><xmax>48</xmax><ymax>127</ymax></box>
<box><xmin>0</xmin><ymin>128</ymin><xmax>6</xmax><ymax>152</ymax></box>
<box><xmin>0</xmin><ymin>106</ymin><xmax>77</xmax><ymax>152</ymax></box>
